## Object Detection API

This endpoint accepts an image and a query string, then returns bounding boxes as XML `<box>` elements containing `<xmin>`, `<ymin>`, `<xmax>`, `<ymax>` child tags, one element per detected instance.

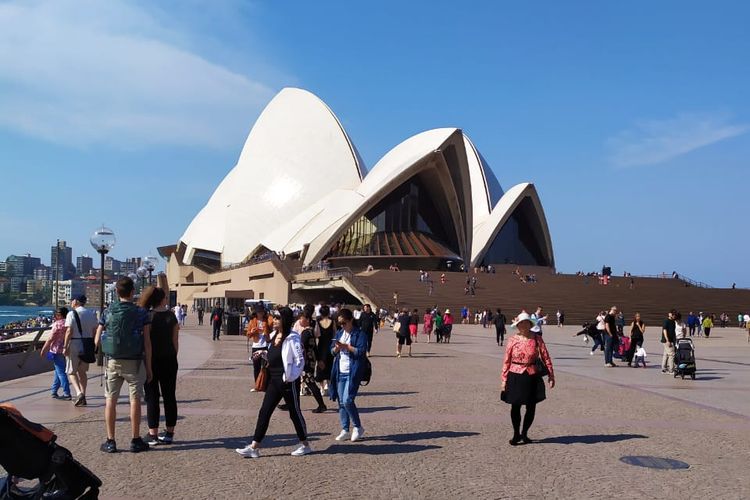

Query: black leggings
<box><xmin>510</xmin><ymin>403</ymin><xmax>536</xmax><ymax>438</ymax></box>
<box><xmin>496</xmin><ymin>326</ymin><xmax>505</xmax><ymax>344</ymax></box>
<box><xmin>145</xmin><ymin>357</ymin><xmax>178</xmax><ymax>429</ymax></box>
<box><xmin>253</xmin><ymin>377</ymin><xmax>307</xmax><ymax>443</ymax></box>
<box><xmin>302</xmin><ymin>372</ymin><xmax>326</xmax><ymax>408</ymax></box>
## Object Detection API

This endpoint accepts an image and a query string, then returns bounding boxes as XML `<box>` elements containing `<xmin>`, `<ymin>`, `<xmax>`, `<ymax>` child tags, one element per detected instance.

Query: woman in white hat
<box><xmin>500</xmin><ymin>312</ymin><xmax>555</xmax><ymax>445</ymax></box>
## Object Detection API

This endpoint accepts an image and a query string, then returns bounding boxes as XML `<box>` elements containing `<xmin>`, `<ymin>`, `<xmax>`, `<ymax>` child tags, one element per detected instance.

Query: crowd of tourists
<box><xmin>1</xmin><ymin>314</ymin><xmax>53</xmax><ymax>333</ymax></box>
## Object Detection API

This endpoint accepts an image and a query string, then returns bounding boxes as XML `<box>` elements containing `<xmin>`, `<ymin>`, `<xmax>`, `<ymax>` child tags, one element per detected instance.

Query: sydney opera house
<box><xmin>162</xmin><ymin>88</ymin><xmax>554</xmax><ymax>308</ymax></box>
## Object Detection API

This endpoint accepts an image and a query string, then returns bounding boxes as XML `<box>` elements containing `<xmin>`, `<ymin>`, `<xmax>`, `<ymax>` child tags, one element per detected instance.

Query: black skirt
<box><xmin>501</xmin><ymin>371</ymin><xmax>546</xmax><ymax>405</ymax></box>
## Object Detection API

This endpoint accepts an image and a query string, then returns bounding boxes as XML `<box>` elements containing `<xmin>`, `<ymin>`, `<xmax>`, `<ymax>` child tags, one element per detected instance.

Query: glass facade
<box><xmin>479</xmin><ymin>197</ymin><xmax>551</xmax><ymax>267</ymax></box>
<box><xmin>327</xmin><ymin>177</ymin><xmax>459</xmax><ymax>258</ymax></box>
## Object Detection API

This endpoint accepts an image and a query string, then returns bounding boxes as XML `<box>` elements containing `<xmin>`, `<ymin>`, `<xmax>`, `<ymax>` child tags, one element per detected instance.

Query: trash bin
<box><xmin>226</xmin><ymin>314</ymin><xmax>241</xmax><ymax>336</ymax></box>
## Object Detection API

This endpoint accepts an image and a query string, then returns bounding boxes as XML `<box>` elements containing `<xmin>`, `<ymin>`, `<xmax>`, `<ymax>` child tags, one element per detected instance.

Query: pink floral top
<box><xmin>501</xmin><ymin>334</ymin><xmax>554</xmax><ymax>383</ymax></box>
<box><xmin>423</xmin><ymin>313</ymin><xmax>433</xmax><ymax>329</ymax></box>
<box><xmin>47</xmin><ymin>319</ymin><xmax>67</xmax><ymax>355</ymax></box>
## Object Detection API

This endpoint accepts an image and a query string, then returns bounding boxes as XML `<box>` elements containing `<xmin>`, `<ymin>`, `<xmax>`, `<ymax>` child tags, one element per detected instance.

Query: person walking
<box><xmin>95</xmin><ymin>277</ymin><xmax>153</xmax><ymax>453</ymax></box>
<box><xmin>297</xmin><ymin>308</ymin><xmax>327</xmax><ymax>413</ymax></box>
<box><xmin>501</xmin><ymin>312</ymin><xmax>555</xmax><ymax>445</ymax></box>
<box><xmin>140</xmin><ymin>286</ymin><xmax>180</xmax><ymax>446</ymax></box>
<box><xmin>40</xmin><ymin>307</ymin><xmax>72</xmax><ymax>401</ymax></box>
<box><xmin>210</xmin><ymin>301</ymin><xmax>223</xmax><ymax>341</ymax></box>
<box><xmin>701</xmin><ymin>314</ymin><xmax>713</xmax><ymax>338</ymax></box>
<box><xmin>409</xmin><ymin>308</ymin><xmax>419</xmax><ymax>343</ymax></box>
<box><xmin>329</xmin><ymin>308</ymin><xmax>368</xmax><ymax>443</ymax></box>
<box><xmin>396</xmin><ymin>309</ymin><xmax>412</xmax><ymax>358</ymax></box>
<box><xmin>626</xmin><ymin>313</ymin><xmax>646</xmax><ymax>366</ymax></box>
<box><xmin>661</xmin><ymin>310</ymin><xmax>677</xmax><ymax>374</ymax></box>
<box><xmin>443</xmin><ymin>309</ymin><xmax>454</xmax><ymax>343</ymax></box>
<box><xmin>358</xmin><ymin>304</ymin><xmax>378</xmax><ymax>356</ymax></box>
<box><xmin>603</xmin><ymin>306</ymin><xmax>619</xmax><ymax>367</ymax></box>
<box><xmin>236</xmin><ymin>307</ymin><xmax>311</xmax><ymax>458</ymax></box>
<box><xmin>422</xmin><ymin>308</ymin><xmax>434</xmax><ymax>343</ymax></box>
<box><xmin>63</xmin><ymin>295</ymin><xmax>97</xmax><ymax>407</ymax></box>
<box><xmin>315</xmin><ymin>305</ymin><xmax>335</xmax><ymax>392</ymax></box>
<box><xmin>687</xmin><ymin>311</ymin><xmax>698</xmax><ymax>337</ymax></box>
<box><xmin>197</xmin><ymin>305</ymin><xmax>204</xmax><ymax>326</ymax></box>
<box><xmin>246</xmin><ymin>310</ymin><xmax>271</xmax><ymax>390</ymax></box>
<box><xmin>434</xmin><ymin>310</ymin><xmax>444</xmax><ymax>343</ymax></box>
<box><xmin>494</xmin><ymin>308</ymin><xmax>507</xmax><ymax>346</ymax></box>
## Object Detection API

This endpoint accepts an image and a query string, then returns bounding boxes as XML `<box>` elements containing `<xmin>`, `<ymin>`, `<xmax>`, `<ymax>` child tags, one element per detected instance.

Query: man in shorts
<box><xmin>63</xmin><ymin>295</ymin><xmax>98</xmax><ymax>407</ymax></box>
<box><xmin>95</xmin><ymin>277</ymin><xmax>153</xmax><ymax>453</ymax></box>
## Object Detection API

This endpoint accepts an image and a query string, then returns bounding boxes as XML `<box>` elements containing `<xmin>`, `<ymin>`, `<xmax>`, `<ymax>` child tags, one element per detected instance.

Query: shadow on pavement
<box><xmin>322</xmin><ymin>443</ymin><xmax>441</xmax><ymax>455</ymax></box>
<box><xmin>360</xmin><ymin>391</ymin><xmax>418</xmax><ymax>397</ymax></box>
<box><xmin>177</xmin><ymin>398</ymin><xmax>213</xmax><ymax>403</ymax></box>
<box><xmin>190</xmin><ymin>367</ymin><xmax>236</xmax><ymax>371</ymax></box>
<box><xmin>537</xmin><ymin>433</ymin><xmax>647</xmax><ymax>445</ymax></box>
<box><xmin>358</xmin><ymin>406</ymin><xmax>411</xmax><ymax>414</ymax></box>
<box><xmin>166</xmin><ymin>432</ymin><xmax>330</xmax><ymax>451</ymax></box>
<box><xmin>374</xmin><ymin>431</ymin><xmax>480</xmax><ymax>443</ymax></box>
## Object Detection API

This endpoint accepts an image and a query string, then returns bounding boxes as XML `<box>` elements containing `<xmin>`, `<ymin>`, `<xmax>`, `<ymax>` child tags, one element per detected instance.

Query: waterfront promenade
<box><xmin>1</xmin><ymin>319</ymin><xmax>749</xmax><ymax>499</ymax></box>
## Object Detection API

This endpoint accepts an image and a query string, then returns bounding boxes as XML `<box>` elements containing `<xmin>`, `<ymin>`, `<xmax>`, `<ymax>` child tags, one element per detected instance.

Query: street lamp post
<box><xmin>143</xmin><ymin>255</ymin><xmax>158</xmax><ymax>285</ymax></box>
<box><xmin>136</xmin><ymin>266</ymin><xmax>148</xmax><ymax>292</ymax></box>
<box><xmin>90</xmin><ymin>226</ymin><xmax>116</xmax><ymax>317</ymax></box>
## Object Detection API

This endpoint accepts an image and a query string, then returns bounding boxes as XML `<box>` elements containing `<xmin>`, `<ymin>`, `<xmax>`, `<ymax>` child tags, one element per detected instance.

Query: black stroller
<box><xmin>673</xmin><ymin>338</ymin><xmax>696</xmax><ymax>380</ymax></box>
<box><xmin>0</xmin><ymin>404</ymin><xmax>101</xmax><ymax>499</ymax></box>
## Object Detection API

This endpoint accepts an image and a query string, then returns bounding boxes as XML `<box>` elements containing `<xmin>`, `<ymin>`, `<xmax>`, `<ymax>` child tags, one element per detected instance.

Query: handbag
<box><xmin>393</xmin><ymin>321</ymin><xmax>401</xmax><ymax>333</ymax></box>
<box><xmin>72</xmin><ymin>310</ymin><xmax>96</xmax><ymax>364</ymax></box>
<box><xmin>254</xmin><ymin>360</ymin><xmax>269</xmax><ymax>392</ymax></box>
<box><xmin>534</xmin><ymin>337</ymin><xmax>549</xmax><ymax>377</ymax></box>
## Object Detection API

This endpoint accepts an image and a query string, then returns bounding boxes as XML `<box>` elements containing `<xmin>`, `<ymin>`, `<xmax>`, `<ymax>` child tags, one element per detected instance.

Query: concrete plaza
<box><xmin>1</xmin><ymin>319</ymin><xmax>749</xmax><ymax>499</ymax></box>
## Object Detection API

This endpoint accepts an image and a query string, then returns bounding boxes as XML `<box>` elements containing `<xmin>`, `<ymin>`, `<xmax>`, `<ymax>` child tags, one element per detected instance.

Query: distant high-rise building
<box><xmin>5</xmin><ymin>254</ymin><xmax>41</xmax><ymax>292</ymax></box>
<box><xmin>104</xmin><ymin>256</ymin><xmax>122</xmax><ymax>273</ymax></box>
<box><xmin>121</xmin><ymin>257</ymin><xmax>143</xmax><ymax>275</ymax></box>
<box><xmin>33</xmin><ymin>265</ymin><xmax>50</xmax><ymax>281</ymax></box>
<box><xmin>76</xmin><ymin>255</ymin><xmax>94</xmax><ymax>276</ymax></box>
<box><xmin>51</xmin><ymin>240</ymin><xmax>75</xmax><ymax>280</ymax></box>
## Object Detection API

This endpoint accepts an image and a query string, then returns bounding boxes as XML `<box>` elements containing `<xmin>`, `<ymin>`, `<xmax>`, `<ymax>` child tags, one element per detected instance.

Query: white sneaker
<box><xmin>589</xmin><ymin>351</ymin><xmax>595</xmax><ymax>356</ymax></box>
<box><xmin>250</xmin><ymin>388</ymin><xmax>257</xmax><ymax>392</ymax></box>
<box><xmin>335</xmin><ymin>429</ymin><xmax>350</xmax><ymax>441</ymax></box>
<box><xmin>351</xmin><ymin>426</ymin><xmax>365</xmax><ymax>442</ymax></box>
<box><xmin>235</xmin><ymin>444</ymin><xmax>260</xmax><ymax>458</ymax></box>
<box><xmin>291</xmin><ymin>444</ymin><xmax>312</xmax><ymax>456</ymax></box>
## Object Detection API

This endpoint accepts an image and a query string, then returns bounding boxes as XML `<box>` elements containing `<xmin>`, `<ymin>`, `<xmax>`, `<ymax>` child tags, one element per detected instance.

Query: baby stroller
<box><xmin>0</xmin><ymin>403</ymin><xmax>101</xmax><ymax>499</ymax></box>
<box><xmin>673</xmin><ymin>338</ymin><xmax>696</xmax><ymax>380</ymax></box>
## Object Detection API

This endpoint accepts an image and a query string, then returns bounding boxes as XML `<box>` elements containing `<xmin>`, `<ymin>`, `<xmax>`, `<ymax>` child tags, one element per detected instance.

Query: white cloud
<box><xmin>607</xmin><ymin>113</ymin><xmax>747</xmax><ymax>167</ymax></box>
<box><xmin>0</xmin><ymin>0</ymin><xmax>277</xmax><ymax>149</ymax></box>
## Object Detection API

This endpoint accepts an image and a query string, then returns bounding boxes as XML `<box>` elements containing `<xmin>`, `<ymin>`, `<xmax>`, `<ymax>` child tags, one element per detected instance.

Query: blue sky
<box><xmin>1</xmin><ymin>0</ymin><xmax>748</xmax><ymax>287</ymax></box>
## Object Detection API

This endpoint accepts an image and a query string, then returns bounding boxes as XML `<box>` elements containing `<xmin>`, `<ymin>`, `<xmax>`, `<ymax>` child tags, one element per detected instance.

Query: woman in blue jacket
<box><xmin>329</xmin><ymin>308</ymin><xmax>368</xmax><ymax>442</ymax></box>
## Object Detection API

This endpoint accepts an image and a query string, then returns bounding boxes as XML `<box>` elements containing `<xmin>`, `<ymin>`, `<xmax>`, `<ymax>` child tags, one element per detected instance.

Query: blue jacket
<box><xmin>328</xmin><ymin>326</ymin><xmax>368</xmax><ymax>402</ymax></box>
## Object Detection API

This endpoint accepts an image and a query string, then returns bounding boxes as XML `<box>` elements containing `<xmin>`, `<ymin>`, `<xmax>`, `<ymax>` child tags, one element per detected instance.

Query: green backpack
<box><xmin>101</xmin><ymin>301</ymin><xmax>145</xmax><ymax>360</ymax></box>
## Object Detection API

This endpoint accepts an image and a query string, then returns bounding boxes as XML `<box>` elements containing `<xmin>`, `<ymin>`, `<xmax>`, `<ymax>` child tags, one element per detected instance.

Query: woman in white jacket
<box><xmin>236</xmin><ymin>307</ymin><xmax>310</xmax><ymax>458</ymax></box>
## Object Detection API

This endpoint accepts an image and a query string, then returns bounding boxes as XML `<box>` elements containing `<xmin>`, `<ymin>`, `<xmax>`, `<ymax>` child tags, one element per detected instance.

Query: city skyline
<box><xmin>1</xmin><ymin>1</ymin><xmax>748</xmax><ymax>287</ymax></box>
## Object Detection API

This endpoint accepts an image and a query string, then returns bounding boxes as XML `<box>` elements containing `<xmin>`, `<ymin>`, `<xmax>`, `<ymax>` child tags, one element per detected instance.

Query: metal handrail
<box><xmin>624</xmin><ymin>273</ymin><xmax>713</xmax><ymax>289</ymax></box>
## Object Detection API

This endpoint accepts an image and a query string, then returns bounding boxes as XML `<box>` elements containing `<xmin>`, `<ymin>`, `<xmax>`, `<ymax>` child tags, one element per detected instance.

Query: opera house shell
<box><xmin>171</xmin><ymin>88</ymin><xmax>554</xmax><ymax>293</ymax></box>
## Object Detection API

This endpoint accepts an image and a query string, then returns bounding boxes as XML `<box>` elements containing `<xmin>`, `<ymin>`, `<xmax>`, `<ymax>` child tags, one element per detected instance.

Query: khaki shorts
<box><xmin>65</xmin><ymin>341</ymin><xmax>89</xmax><ymax>375</ymax></box>
<box><xmin>104</xmin><ymin>358</ymin><xmax>145</xmax><ymax>401</ymax></box>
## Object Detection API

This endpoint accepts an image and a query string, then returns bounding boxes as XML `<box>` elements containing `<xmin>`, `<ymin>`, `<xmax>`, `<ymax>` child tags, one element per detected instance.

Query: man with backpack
<box><xmin>94</xmin><ymin>277</ymin><xmax>152</xmax><ymax>453</ymax></box>
<box><xmin>210</xmin><ymin>301</ymin><xmax>224</xmax><ymax>341</ymax></box>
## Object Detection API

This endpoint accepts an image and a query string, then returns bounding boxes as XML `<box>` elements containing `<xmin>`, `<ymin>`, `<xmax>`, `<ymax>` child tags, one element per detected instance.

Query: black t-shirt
<box><xmin>267</xmin><ymin>341</ymin><xmax>284</xmax><ymax>378</ymax></box>
<box><xmin>150</xmin><ymin>310</ymin><xmax>178</xmax><ymax>360</ymax></box>
<box><xmin>409</xmin><ymin>313</ymin><xmax>419</xmax><ymax>326</ymax></box>
<box><xmin>494</xmin><ymin>314</ymin><xmax>506</xmax><ymax>329</ymax></box>
<box><xmin>359</xmin><ymin>311</ymin><xmax>377</xmax><ymax>335</ymax></box>
<box><xmin>604</xmin><ymin>314</ymin><xmax>618</xmax><ymax>338</ymax></box>
<box><xmin>662</xmin><ymin>319</ymin><xmax>676</xmax><ymax>343</ymax></box>
<box><xmin>210</xmin><ymin>307</ymin><xmax>223</xmax><ymax>325</ymax></box>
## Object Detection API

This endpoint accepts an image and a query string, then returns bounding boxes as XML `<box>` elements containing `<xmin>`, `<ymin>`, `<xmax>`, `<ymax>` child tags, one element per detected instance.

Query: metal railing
<box><xmin>0</xmin><ymin>327</ymin><xmax>50</xmax><ymax>367</ymax></box>
<box><xmin>294</xmin><ymin>266</ymin><xmax>383</xmax><ymax>307</ymax></box>
<box><xmin>628</xmin><ymin>272</ymin><xmax>713</xmax><ymax>289</ymax></box>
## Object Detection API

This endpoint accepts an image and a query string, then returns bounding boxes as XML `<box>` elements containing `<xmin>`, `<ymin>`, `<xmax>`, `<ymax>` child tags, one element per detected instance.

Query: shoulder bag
<box><xmin>534</xmin><ymin>336</ymin><xmax>549</xmax><ymax>377</ymax></box>
<box><xmin>72</xmin><ymin>310</ymin><xmax>96</xmax><ymax>364</ymax></box>
<box><xmin>254</xmin><ymin>358</ymin><xmax>269</xmax><ymax>392</ymax></box>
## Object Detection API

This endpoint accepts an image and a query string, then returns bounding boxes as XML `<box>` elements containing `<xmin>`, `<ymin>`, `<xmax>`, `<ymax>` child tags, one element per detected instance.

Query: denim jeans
<box><xmin>336</xmin><ymin>372</ymin><xmax>361</xmax><ymax>431</ymax></box>
<box><xmin>51</xmin><ymin>353</ymin><xmax>71</xmax><ymax>396</ymax></box>
<box><xmin>604</xmin><ymin>336</ymin><xmax>615</xmax><ymax>364</ymax></box>
<box><xmin>590</xmin><ymin>333</ymin><xmax>603</xmax><ymax>353</ymax></box>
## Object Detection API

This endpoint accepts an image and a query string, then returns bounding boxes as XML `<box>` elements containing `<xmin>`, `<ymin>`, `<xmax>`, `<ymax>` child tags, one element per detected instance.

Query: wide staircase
<box><xmin>356</xmin><ymin>267</ymin><xmax>750</xmax><ymax>326</ymax></box>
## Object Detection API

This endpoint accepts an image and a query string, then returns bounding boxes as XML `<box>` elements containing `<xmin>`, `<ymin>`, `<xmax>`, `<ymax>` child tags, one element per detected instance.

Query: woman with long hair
<box><xmin>329</xmin><ymin>308</ymin><xmax>368</xmax><ymax>442</ymax></box>
<box><xmin>139</xmin><ymin>286</ymin><xmax>180</xmax><ymax>445</ymax></box>
<box><xmin>40</xmin><ymin>307</ymin><xmax>71</xmax><ymax>401</ymax></box>
<box><xmin>626</xmin><ymin>312</ymin><xmax>646</xmax><ymax>367</ymax></box>
<box><xmin>236</xmin><ymin>307</ymin><xmax>310</xmax><ymax>458</ymax></box>
<box><xmin>315</xmin><ymin>305</ymin><xmax>335</xmax><ymax>392</ymax></box>
<box><xmin>501</xmin><ymin>312</ymin><xmax>555</xmax><ymax>445</ymax></box>
<box><xmin>246</xmin><ymin>309</ymin><xmax>271</xmax><ymax>390</ymax></box>
<box><xmin>422</xmin><ymin>308</ymin><xmax>434</xmax><ymax>343</ymax></box>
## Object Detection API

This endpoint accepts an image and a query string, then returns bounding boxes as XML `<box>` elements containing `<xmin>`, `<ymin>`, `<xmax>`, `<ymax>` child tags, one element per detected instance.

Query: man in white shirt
<box><xmin>64</xmin><ymin>295</ymin><xmax>98</xmax><ymax>406</ymax></box>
